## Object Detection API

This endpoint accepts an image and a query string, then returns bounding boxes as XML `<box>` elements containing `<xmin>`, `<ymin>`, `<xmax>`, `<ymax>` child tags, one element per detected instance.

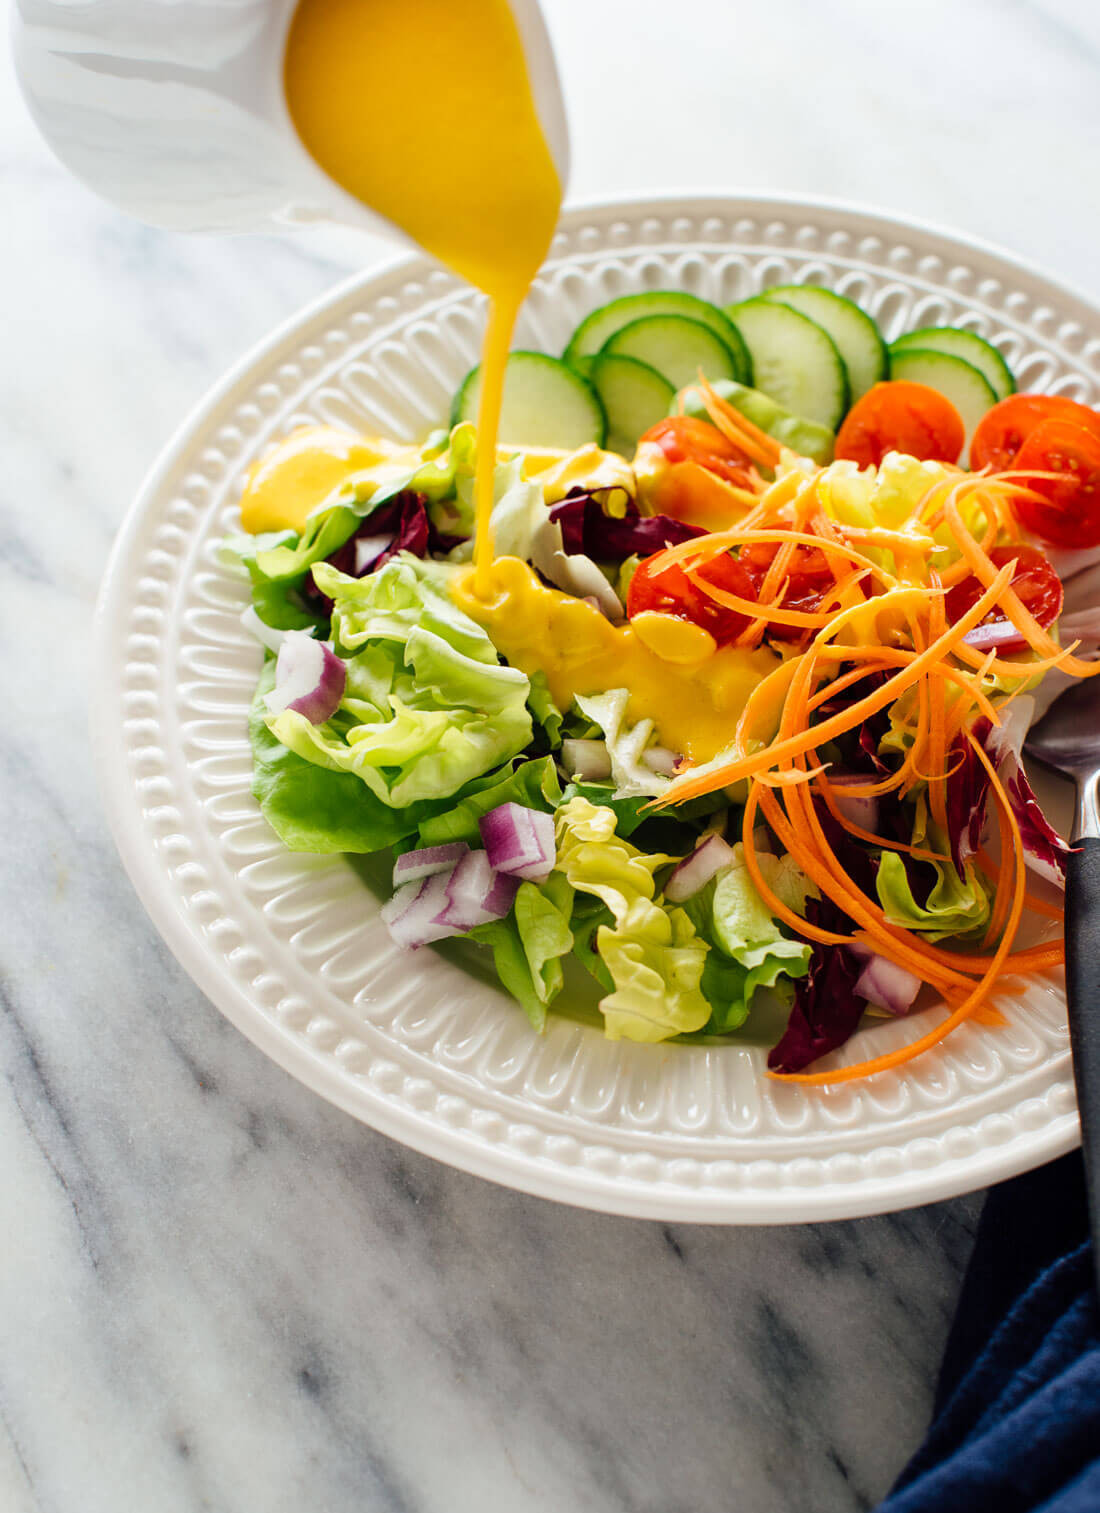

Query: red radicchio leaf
<box><xmin>943</xmin><ymin>717</ymin><xmax>994</xmax><ymax>880</ymax></box>
<box><xmin>549</xmin><ymin>487</ymin><xmax>705</xmax><ymax>562</ymax></box>
<box><xmin>1005</xmin><ymin>770</ymin><xmax>1072</xmax><ymax>883</ymax></box>
<box><xmin>768</xmin><ymin>896</ymin><xmax>868</xmax><ymax>1074</ymax></box>
<box><xmin>303</xmin><ymin>492</ymin><xmax>461</xmax><ymax>614</ymax></box>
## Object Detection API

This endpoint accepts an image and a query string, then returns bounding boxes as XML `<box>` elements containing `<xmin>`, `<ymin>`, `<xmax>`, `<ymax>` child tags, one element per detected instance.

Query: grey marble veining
<box><xmin>3</xmin><ymin>2</ymin><xmax>1097</xmax><ymax>1508</ymax></box>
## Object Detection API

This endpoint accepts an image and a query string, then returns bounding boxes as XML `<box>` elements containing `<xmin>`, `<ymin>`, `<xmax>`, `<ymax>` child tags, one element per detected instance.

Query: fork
<box><xmin>1024</xmin><ymin>679</ymin><xmax>1100</xmax><ymax>1289</ymax></box>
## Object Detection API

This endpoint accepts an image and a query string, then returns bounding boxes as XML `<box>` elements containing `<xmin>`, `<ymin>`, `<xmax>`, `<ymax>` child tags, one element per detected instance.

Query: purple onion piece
<box><xmin>265</xmin><ymin>631</ymin><xmax>346</xmax><ymax>725</ymax></box>
<box><xmin>479</xmin><ymin>803</ymin><xmax>556</xmax><ymax>882</ymax></box>
<box><xmin>392</xmin><ymin>842</ymin><xmax>470</xmax><ymax>886</ymax></box>
<box><xmin>852</xmin><ymin>948</ymin><xmax>922</xmax><ymax>1016</ymax></box>
<box><xmin>438</xmin><ymin>850</ymin><xmax>519</xmax><ymax>931</ymax></box>
<box><xmin>380</xmin><ymin>873</ymin><xmax>456</xmax><ymax>948</ymax></box>
<box><xmin>962</xmin><ymin>618</ymin><xmax>1027</xmax><ymax>652</ymax></box>
<box><xmin>664</xmin><ymin>834</ymin><xmax>735</xmax><ymax>903</ymax></box>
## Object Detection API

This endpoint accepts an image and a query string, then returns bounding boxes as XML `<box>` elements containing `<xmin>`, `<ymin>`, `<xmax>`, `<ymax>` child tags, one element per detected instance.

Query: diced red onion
<box><xmin>264</xmin><ymin>631</ymin><xmax>346</xmax><ymax>724</ymax></box>
<box><xmin>240</xmin><ymin>604</ymin><xmax>298</xmax><ymax>655</ymax></box>
<box><xmin>664</xmin><ymin>834</ymin><xmax>735</xmax><ymax>902</ymax></box>
<box><xmin>437</xmin><ymin>849</ymin><xmax>519</xmax><ymax>931</ymax></box>
<box><xmin>561</xmin><ymin>738</ymin><xmax>612</xmax><ymax>781</ymax></box>
<box><xmin>962</xmin><ymin>618</ymin><xmax>1027</xmax><ymax>652</ymax></box>
<box><xmin>826</xmin><ymin>774</ymin><xmax>879</xmax><ymax>834</ymax></box>
<box><xmin>354</xmin><ymin>533</ymin><xmax>397</xmax><ymax>574</ymax></box>
<box><xmin>851</xmin><ymin>944</ymin><xmax>921</xmax><ymax>1016</ymax></box>
<box><xmin>479</xmin><ymin>803</ymin><xmax>556</xmax><ymax>882</ymax></box>
<box><xmin>379</xmin><ymin>873</ymin><xmax>456</xmax><ymax>948</ymax></box>
<box><xmin>641</xmin><ymin>745</ymin><xmax>679</xmax><ymax>777</ymax></box>
<box><xmin>393</xmin><ymin>842</ymin><xmax>470</xmax><ymax>886</ymax></box>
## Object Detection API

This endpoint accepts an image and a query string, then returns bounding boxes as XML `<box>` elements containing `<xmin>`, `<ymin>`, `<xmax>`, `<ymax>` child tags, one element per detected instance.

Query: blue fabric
<box><xmin>876</xmin><ymin>1153</ymin><xmax>1099</xmax><ymax>1512</ymax></box>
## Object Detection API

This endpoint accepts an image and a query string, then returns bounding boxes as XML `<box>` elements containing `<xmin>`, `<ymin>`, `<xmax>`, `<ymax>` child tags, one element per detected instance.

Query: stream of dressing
<box><xmin>284</xmin><ymin>0</ymin><xmax>562</xmax><ymax>591</ymax></box>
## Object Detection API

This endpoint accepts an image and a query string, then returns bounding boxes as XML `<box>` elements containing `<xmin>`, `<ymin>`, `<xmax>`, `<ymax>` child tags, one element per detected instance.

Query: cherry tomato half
<box><xmin>627</xmin><ymin>548</ymin><xmax>758</xmax><ymax>645</ymax></box>
<box><xmin>945</xmin><ymin>545</ymin><xmax>1063</xmax><ymax>650</ymax></box>
<box><xmin>737</xmin><ymin>540</ymin><xmax>841</xmax><ymax>643</ymax></box>
<box><xmin>834</xmin><ymin>381</ymin><xmax>965</xmax><ymax>468</ymax></box>
<box><xmin>639</xmin><ymin>416</ymin><xmax>754</xmax><ymax>486</ymax></box>
<box><xmin>970</xmin><ymin>393</ymin><xmax>1100</xmax><ymax>473</ymax></box>
<box><xmin>1011</xmin><ymin>419</ymin><xmax>1100</xmax><ymax>548</ymax></box>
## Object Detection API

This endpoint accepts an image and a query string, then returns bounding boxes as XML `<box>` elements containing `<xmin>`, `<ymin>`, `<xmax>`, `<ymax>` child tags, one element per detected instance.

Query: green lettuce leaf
<box><xmin>573</xmin><ymin>688</ymin><xmax>669</xmax><ymax>800</ymax></box>
<box><xmin>553</xmin><ymin>797</ymin><xmax>709</xmax><ymax>1042</ymax></box>
<box><xmin>466</xmin><ymin>865</ymin><xmax>573</xmax><ymax>1035</ymax></box>
<box><xmin>468</xmin><ymin>916</ymin><xmax>547</xmax><ymax>1031</ymax></box>
<box><xmin>527</xmin><ymin>670</ymin><xmax>564</xmax><ymax>750</ymax></box>
<box><xmin>266</xmin><ymin>558</ymin><xmax>532</xmax><ymax>808</ymax></box>
<box><xmin>876</xmin><ymin>798</ymin><xmax>991</xmax><ymax>940</ymax></box>
<box><xmin>513</xmin><ymin>873</ymin><xmax>575</xmax><ymax>1017</ymax></box>
<box><xmin>682</xmin><ymin>845</ymin><xmax>814</xmax><ymax>1033</ymax></box>
<box><xmin>416</xmin><ymin>756</ymin><xmax>563</xmax><ymax>847</ymax></box>
<box><xmin>250</xmin><ymin>664</ymin><xmax>425</xmax><ymax>851</ymax></box>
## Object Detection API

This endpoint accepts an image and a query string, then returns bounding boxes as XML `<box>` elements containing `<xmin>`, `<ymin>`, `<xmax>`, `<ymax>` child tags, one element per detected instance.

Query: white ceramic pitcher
<box><xmin>12</xmin><ymin>0</ymin><xmax>570</xmax><ymax>241</ymax></box>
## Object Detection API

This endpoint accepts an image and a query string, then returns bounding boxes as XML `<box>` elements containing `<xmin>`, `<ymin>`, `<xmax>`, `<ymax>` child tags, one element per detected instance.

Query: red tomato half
<box><xmin>970</xmin><ymin>393</ymin><xmax>1100</xmax><ymax>473</ymax></box>
<box><xmin>627</xmin><ymin>549</ymin><xmax>758</xmax><ymax>645</ymax></box>
<box><xmin>1011</xmin><ymin>419</ymin><xmax>1100</xmax><ymax>548</ymax></box>
<box><xmin>834</xmin><ymin>381</ymin><xmax>965</xmax><ymax>468</ymax></box>
<box><xmin>737</xmin><ymin>540</ymin><xmax>841</xmax><ymax>642</ymax></box>
<box><xmin>945</xmin><ymin>545</ymin><xmax>1063</xmax><ymax>650</ymax></box>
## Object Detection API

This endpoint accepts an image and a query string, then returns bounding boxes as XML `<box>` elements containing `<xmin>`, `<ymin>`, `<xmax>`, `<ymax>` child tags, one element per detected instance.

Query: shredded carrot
<box><xmin>770</xmin><ymin>737</ymin><xmax>1028</xmax><ymax>1084</ymax></box>
<box><xmin>659</xmin><ymin>565</ymin><xmax>1015</xmax><ymax>804</ymax></box>
<box><xmin>692</xmin><ymin>377</ymin><xmax>783</xmax><ymax>469</ymax></box>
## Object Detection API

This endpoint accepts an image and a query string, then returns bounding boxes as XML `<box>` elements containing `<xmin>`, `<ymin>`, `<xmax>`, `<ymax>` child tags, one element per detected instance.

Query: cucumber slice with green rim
<box><xmin>723</xmin><ymin>297</ymin><xmax>850</xmax><ymax>430</ymax></box>
<box><xmin>450</xmin><ymin>351</ymin><xmax>606</xmax><ymax>449</ymax></box>
<box><xmin>886</xmin><ymin>348</ymin><xmax>997</xmax><ymax>440</ymax></box>
<box><xmin>603</xmin><ymin>314</ymin><xmax>740</xmax><ymax>393</ymax></box>
<box><xmin>564</xmin><ymin>291</ymin><xmax>750</xmax><ymax>383</ymax></box>
<box><xmin>890</xmin><ymin>327</ymin><xmax>1016</xmax><ymax>402</ymax></box>
<box><xmin>760</xmin><ymin>284</ymin><xmax>887</xmax><ymax>402</ymax></box>
<box><xmin>590</xmin><ymin>353</ymin><xmax>675</xmax><ymax>456</ymax></box>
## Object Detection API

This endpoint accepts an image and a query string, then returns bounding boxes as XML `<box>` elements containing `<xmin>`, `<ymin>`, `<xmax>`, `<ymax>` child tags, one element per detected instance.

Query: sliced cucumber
<box><xmin>886</xmin><ymin>348</ymin><xmax>997</xmax><ymax>440</ymax></box>
<box><xmin>590</xmin><ymin>354</ymin><xmax>674</xmax><ymax>456</ymax></box>
<box><xmin>760</xmin><ymin>284</ymin><xmax>887</xmax><ymax>402</ymax></box>
<box><xmin>724</xmin><ymin>298</ymin><xmax>850</xmax><ymax>430</ymax></box>
<box><xmin>564</xmin><ymin>291</ymin><xmax>750</xmax><ymax>383</ymax></box>
<box><xmin>676</xmin><ymin>379</ymin><xmax>835</xmax><ymax>465</ymax></box>
<box><xmin>603</xmin><ymin>314</ymin><xmax>740</xmax><ymax>393</ymax></box>
<box><xmin>890</xmin><ymin>327</ymin><xmax>1016</xmax><ymax>402</ymax></box>
<box><xmin>450</xmin><ymin>351</ymin><xmax>606</xmax><ymax>450</ymax></box>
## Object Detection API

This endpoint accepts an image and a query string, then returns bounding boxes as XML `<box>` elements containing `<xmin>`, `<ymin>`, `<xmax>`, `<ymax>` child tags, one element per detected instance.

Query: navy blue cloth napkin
<box><xmin>876</xmin><ymin>1153</ymin><xmax>1100</xmax><ymax>1512</ymax></box>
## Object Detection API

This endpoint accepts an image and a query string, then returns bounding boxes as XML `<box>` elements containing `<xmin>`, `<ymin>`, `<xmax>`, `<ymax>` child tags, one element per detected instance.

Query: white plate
<box><xmin>93</xmin><ymin>193</ymin><xmax>1098</xmax><ymax>1223</ymax></box>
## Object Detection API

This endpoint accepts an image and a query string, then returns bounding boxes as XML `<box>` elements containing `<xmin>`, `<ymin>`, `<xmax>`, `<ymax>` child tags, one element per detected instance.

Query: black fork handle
<box><xmin>1064</xmin><ymin>834</ymin><xmax>1100</xmax><ymax>1294</ymax></box>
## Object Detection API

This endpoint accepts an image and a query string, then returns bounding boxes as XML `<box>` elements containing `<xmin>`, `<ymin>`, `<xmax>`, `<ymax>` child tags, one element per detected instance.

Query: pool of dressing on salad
<box><xmin>283</xmin><ymin>0</ymin><xmax>561</xmax><ymax>589</ymax></box>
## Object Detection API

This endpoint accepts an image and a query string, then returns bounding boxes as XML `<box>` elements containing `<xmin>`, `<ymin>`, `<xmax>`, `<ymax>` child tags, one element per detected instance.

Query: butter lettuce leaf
<box><xmin>682</xmin><ymin>845</ymin><xmax>814</xmax><ymax>1033</ymax></box>
<box><xmin>250</xmin><ymin>664</ymin><xmax>427</xmax><ymax>852</ymax></box>
<box><xmin>876</xmin><ymin>796</ymin><xmax>992</xmax><ymax>941</ymax></box>
<box><xmin>553</xmin><ymin>797</ymin><xmax>709</xmax><ymax>1042</ymax></box>
<box><xmin>266</xmin><ymin>557</ymin><xmax>532</xmax><ymax>808</ymax></box>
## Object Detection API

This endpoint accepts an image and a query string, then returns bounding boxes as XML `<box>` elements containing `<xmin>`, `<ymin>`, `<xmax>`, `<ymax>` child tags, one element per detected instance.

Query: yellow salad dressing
<box><xmin>267</xmin><ymin>0</ymin><xmax>767</xmax><ymax>764</ymax></box>
<box><xmin>284</xmin><ymin>0</ymin><xmax>562</xmax><ymax>589</ymax></box>
<box><xmin>452</xmin><ymin>556</ymin><xmax>779</xmax><ymax>764</ymax></box>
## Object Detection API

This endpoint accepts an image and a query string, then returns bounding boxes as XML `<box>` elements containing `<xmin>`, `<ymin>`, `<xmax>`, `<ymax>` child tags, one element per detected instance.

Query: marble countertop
<box><xmin>3</xmin><ymin>2</ymin><xmax>1097</xmax><ymax>1508</ymax></box>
